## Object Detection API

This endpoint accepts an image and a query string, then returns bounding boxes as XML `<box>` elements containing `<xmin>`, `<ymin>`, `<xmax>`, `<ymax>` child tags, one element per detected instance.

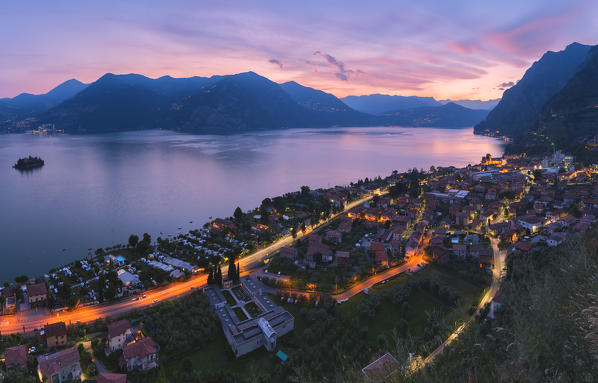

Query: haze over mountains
<box><xmin>1</xmin><ymin>72</ymin><xmax>497</xmax><ymax>134</ymax></box>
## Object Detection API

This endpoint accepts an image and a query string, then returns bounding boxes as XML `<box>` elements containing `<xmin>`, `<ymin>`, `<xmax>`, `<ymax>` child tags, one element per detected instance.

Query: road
<box><xmin>0</xmin><ymin>192</ymin><xmax>380</xmax><ymax>335</ymax></box>
<box><xmin>420</xmin><ymin>237</ymin><xmax>506</xmax><ymax>368</ymax></box>
<box><xmin>333</xmin><ymin>255</ymin><xmax>424</xmax><ymax>301</ymax></box>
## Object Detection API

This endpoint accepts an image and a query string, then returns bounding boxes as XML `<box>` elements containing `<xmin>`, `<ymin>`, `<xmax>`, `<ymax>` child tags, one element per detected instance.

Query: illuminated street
<box><xmin>0</xmin><ymin>193</ymin><xmax>379</xmax><ymax>335</ymax></box>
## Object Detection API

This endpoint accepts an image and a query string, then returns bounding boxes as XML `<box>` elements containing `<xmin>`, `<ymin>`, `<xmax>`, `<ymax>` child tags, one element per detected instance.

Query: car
<box><xmin>133</xmin><ymin>296</ymin><xmax>139</xmax><ymax>301</ymax></box>
<box><xmin>142</xmin><ymin>294</ymin><xmax>147</xmax><ymax>299</ymax></box>
<box><xmin>29</xmin><ymin>346</ymin><xmax>36</xmax><ymax>353</ymax></box>
<box><xmin>153</xmin><ymin>299</ymin><xmax>159</xmax><ymax>303</ymax></box>
<box><xmin>76</xmin><ymin>320</ymin><xmax>81</xmax><ymax>324</ymax></box>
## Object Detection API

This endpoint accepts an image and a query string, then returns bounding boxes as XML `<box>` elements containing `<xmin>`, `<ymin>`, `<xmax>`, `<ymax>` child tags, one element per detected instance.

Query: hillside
<box><xmin>537</xmin><ymin>46</ymin><xmax>598</xmax><ymax>146</ymax></box>
<box><xmin>380</xmin><ymin>102</ymin><xmax>489</xmax><ymax>127</ymax></box>
<box><xmin>0</xmin><ymin>79</ymin><xmax>87</xmax><ymax>118</ymax></box>
<box><xmin>475</xmin><ymin>42</ymin><xmax>592</xmax><ymax>138</ymax></box>
<box><xmin>341</xmin><ymin>94</ymin><xmax>440</xmax><ymax>115</ymax></box>
<box><xmin>280</xmin><ymin>81</ymin><xmax>352</xmax><ymax>112</ymax></box>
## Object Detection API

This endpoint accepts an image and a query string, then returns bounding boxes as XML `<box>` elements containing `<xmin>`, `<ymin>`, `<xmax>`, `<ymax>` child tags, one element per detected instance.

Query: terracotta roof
<box><xmin>123</xmin><ymin>337</ymin><xmax>158</xmax><ymax>361</ymax></box>
<box><xmin>44</xmin><ymin>322</ymin><xmax>67</xmax><ymax>338</ymax></box>
<box><xmin>27</xmin><ymin>282</ymin><xmax>47</xmax><ymax>297</ymax></box>
<box><xmin>369</xmin><ymin>242</ymin><xmax>385</xmax><ymax>252</ymax></box>
<box><xmin>335</xmin><ymin>251</ymin><xmax>350</xmax><ymax>259</ymax></box>
<box><xmin>362</xmin><ymin>353</ymin><xmax>399</xmax><ymax>380</ymax></box>
<box><xmin>98</xmin><ymin>372</ymin><xmax>127</xmax><ymax>383</ymax></box>
<box><xmin>4</xmin><ymin>344</ymin><xmax>28</xmax><ymax>369</ymax></box>
<box><xmin>38</xmin><ymin>346</ymin><xmax>80</xmax><ymax>378</ymax></box>
<box><xmin>108</xmin><ymin>319</ymin><xmax>131</xmax><ymax>339</ymax></box>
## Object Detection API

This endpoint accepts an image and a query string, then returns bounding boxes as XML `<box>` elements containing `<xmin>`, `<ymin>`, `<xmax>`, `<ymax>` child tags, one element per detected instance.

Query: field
<box><xmin>338</xmin><ymin>264</ymin><xmax>487</xmax><ymax>342</ymax></box>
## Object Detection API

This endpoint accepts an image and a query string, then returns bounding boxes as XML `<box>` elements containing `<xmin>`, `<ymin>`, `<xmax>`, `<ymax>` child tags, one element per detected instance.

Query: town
<box><xmin>1</xmin><ymin>149</ymin><xmax>597</xmax><ymax>382</ymax></box>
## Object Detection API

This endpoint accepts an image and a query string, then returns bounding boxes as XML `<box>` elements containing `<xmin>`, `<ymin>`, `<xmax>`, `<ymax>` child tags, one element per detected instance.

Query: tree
<box><xmin>128</xmin><ymin>234</ymin><xmax>139</xmax><ymax>248</ymax></box>
<box><xmin>228</xmin><ymin>255</ymin><xmax>237</xmax><ymax>283</ymax></box>
<box><xmin>233</xmin><ymin>206</ymin><xmax>243</xmax><ymax>222</ymax></box>
<box><xmin>15</xmin><ymin>275</ymin><xmax>28</xmax><ymax>284</ymax></box>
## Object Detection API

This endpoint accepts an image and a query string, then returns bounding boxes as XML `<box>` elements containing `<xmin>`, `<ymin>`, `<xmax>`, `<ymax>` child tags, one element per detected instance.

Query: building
<box><xmin>117</xmin><ymin>270</ymin><xmax>141</xmax><ymax>287</ymax></box>
<box><xmin>362</xmin><ymin>353</ymin><xmax>399</xmax><ymax>380</ymax></box>
<box><xmin>107</xmin><ymin>319</ymin><xmax>132</xmax><ymax>353</ymax></box>
<box><xmin>27</xmin><ymin>282</ymin><xmax>47</xmax><ymax>305</ymax></box>
<box><xmin>205</xmin><ymin>276</ymin><xmax>294</xmax><ymax>357</ymax></box>
<box><xmin>3</xmin><ymin>287</ymin><xmax>16</xmax><ymax>315</ymax></box>
<box><xmin>517</xmin><ymin>215</ymin><xmax>544</xmax><ymax>233</ymax></box>
<box><xmin>42</xmin><ymin>322</ymin><xmax>67</xmax><ymax>348</ymax></box>
<box><xmin>121</xmin><ymin>337</ymin><xmax>159</xmax><ymax>372</ymax></box>
<box><xmin>3</xmin><ymin>344</ymin><xmax>28</xmax><ymax>370</ymax></box>
<box><xmin>278</xmin><ymin>246</ymin><xmax>297</xmax><ymax>260</ymax></box>
<box><xmin>98</xmin><ymin>372</ymin><xmax>127</xmax><ymax>383</ymax></box>
<box><xmin>335</xmin><ymin>250</ymin><xmax>350</xmax><ymax>265</ymax></box>
<box><xmin>325</xmin><ymin>230</ymin><xmax>343</xmax><ymax>244</ymax></box>
<box><xmin>37</xmin><ymin>347</ymin><xmax>81</xmax><ymax>383</ymax></box>
<box><xmin>547</xmin><ymin>233</ymin><xmax>566</xmax><ymax>247</ymax></box>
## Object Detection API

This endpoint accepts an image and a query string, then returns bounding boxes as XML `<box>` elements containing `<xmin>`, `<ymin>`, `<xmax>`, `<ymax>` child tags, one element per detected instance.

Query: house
<box><xmin>368</xmin><ymin>242</ymin><xmax>388</xmax><ymax>267</ymax></box>
<box><xmin>362</xmin><ymin>353</ymin><xmax>399</xmax><ymax>380</ymax></box>
<box><xmin>335</xmin><ymin>251</ymin><xmax>350</xmax><ymax>265</ymax></box>
<box><xmin>121</xmin><ymin>337</ymin><xmax>159</xmax><ymax>372</ymax></box>
<box><xmin>337</xmin><ymin>218</ymin><xmax>353</xmax><ymax>233</ymax></box>
<box><xmin>517</xmin><ymin>215</ymin><xmax>544</xmax><ymax>232</ymax></box>
<box><xmin>3</xmin><ymin>344</ymin><xmax>28</xmax><ymax>370</ymax></box>
<box><xmin>3</xmin><ymin>287</ymin><xmax>16</xmax><ymax>315</ymax></box>
<box><xmin>405</xmin><ymin>238</ymin><xmax>419</xmax><ymax>257</ymax></box>
<box><xmin>279</xmin><ymin>246</ymin><xmax>297</xmax><ymax>260</ymax></box>
<box><xmin>306</xmin><ymin>241</ymin><xmax>332</xmax><ymax>266</ymax></box>
<box><xmin>325</xmin><ymin>230</ymin><xmax>343</xmax><ymax>244</ymax></box>
<box><xmin>42</xmin><ymin>322</ymin><xmax>67</xmax><ymax>348</ymax></box>
<box><xmin>107</xmin><ymin>319</ymin><xmax>132</xmax><ymax>353</ymax></box>
<box><xmin>37</xmin><ymin>347</ymin><xmax>81</xmax><ymax>383</ymax></box>
<box><xmin>451</xmin><ymin>244</ymin><xmax>467</xmax><ymax>258</ymax></box>
<box><xmin>547</xmin><ymin>233</ymin><xmax>566</xmax><ymax>247</ymax></box>
<box><xmin>470</xmin><ymin>244</ymin><xmax>492</xmax><ymax>259</ymax></box>
<box><xmin>392</xmin><ymin>226</ymin><xmax>404</xmax><ymax>241</ymax></box>
<box><xmin>27</xmin><ymin>282</ymin><xmax>47</xmax><ymax>305</ymax></box>
<box><xmin>98</xmin><ymin>372</ymin><xmax>127</xmax><ymax>383</ymax></box>
<box><xmin>512</xmin><ymin>241</ymin><xmax>533</xmax><ymax>254</ymax></box>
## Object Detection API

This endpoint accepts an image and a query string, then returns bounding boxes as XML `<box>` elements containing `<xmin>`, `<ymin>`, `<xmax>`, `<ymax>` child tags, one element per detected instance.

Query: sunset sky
<box><xmin>1</xmin><ymin>0</ymin><xmax>596</xmax><ymax>100</ymax></box>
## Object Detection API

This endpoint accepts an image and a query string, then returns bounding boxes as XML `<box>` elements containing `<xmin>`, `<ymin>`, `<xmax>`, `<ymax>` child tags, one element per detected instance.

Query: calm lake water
<box><xmin>0</xmin><ymin>127</ymin><xmax>503</xmax><ymax>281</ymax></box>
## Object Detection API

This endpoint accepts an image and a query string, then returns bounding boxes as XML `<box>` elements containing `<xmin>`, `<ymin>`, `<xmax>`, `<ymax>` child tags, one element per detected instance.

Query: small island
<box><xmin>13</xmin><ymin>156</ymin><xmax>45</xmax><ymax>170</ymax></box>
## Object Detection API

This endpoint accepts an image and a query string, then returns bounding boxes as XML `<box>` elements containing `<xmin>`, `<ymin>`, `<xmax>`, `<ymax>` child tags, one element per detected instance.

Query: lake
<box><xmin>0</xmin><ymin>127</ymin><xmax>503</xmax><ymax>281</ymax></box>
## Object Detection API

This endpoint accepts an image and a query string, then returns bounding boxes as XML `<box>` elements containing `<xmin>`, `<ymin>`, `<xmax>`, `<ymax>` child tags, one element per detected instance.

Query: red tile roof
<box><xmin>98</xmin><ymin>372</ymin><xmax>127</xmax><ymax>383</ymax></box>
<box><xmin>44</xmin><ymin>322</ymin><xmax>67</xmax><ymax>338</ymax></box>
<box><xmin>123</xmin><ymin>337</ymin><xmax>158</xmax><ymax>361</ymax></box>
<box><xmin>4</xmin><ymin>344</ymin><xmax>28</xmax><ymax>369</ymax></box>
<box><xmin>27</xmin><ymin>282</ymin><xmax>47</xmax><ymax>297</ymax></box>
<box><xmin>108</xmin><ymin>319</ymin><xmax>131</xmax><ymax>339</ymax></box>
<box><xmin>38</xmin><ymin>346</ymin><xmax>80</xmax><ymax>378</ymax></box>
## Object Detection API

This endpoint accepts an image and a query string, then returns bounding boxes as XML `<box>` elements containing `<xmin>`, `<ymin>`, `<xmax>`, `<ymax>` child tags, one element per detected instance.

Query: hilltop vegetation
<box><xmin>402</xmin><ymin>230</ymin><xmax>598</xmax><ymax>383</ymax></box>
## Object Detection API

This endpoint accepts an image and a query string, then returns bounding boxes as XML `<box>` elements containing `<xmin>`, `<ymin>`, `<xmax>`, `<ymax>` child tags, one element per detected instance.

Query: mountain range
<box><xmin>475</xmin><ymin>42</ymin><xmax>592</xmax><ymax>138</ymax></box>
<box><xmin>1</xmin><ymin>73</ymin><xmax>496</xmax><ymax>134</ymax></box>
<box><xmin>472</xmin><ymin>41</ymin><xmax>598</xmax><ymax>162</ymax></box>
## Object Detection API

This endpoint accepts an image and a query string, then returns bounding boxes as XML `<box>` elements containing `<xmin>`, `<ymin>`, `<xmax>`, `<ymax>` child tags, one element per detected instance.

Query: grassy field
<box><xmin>164</xmin><ymin>332</ymin><xmax>276</xmax><ymax>378</ymax></box>
<box><xmin>338</xmin><ymin>265</ymin><xmax>487</xmax><ymax>342</ymax></box>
